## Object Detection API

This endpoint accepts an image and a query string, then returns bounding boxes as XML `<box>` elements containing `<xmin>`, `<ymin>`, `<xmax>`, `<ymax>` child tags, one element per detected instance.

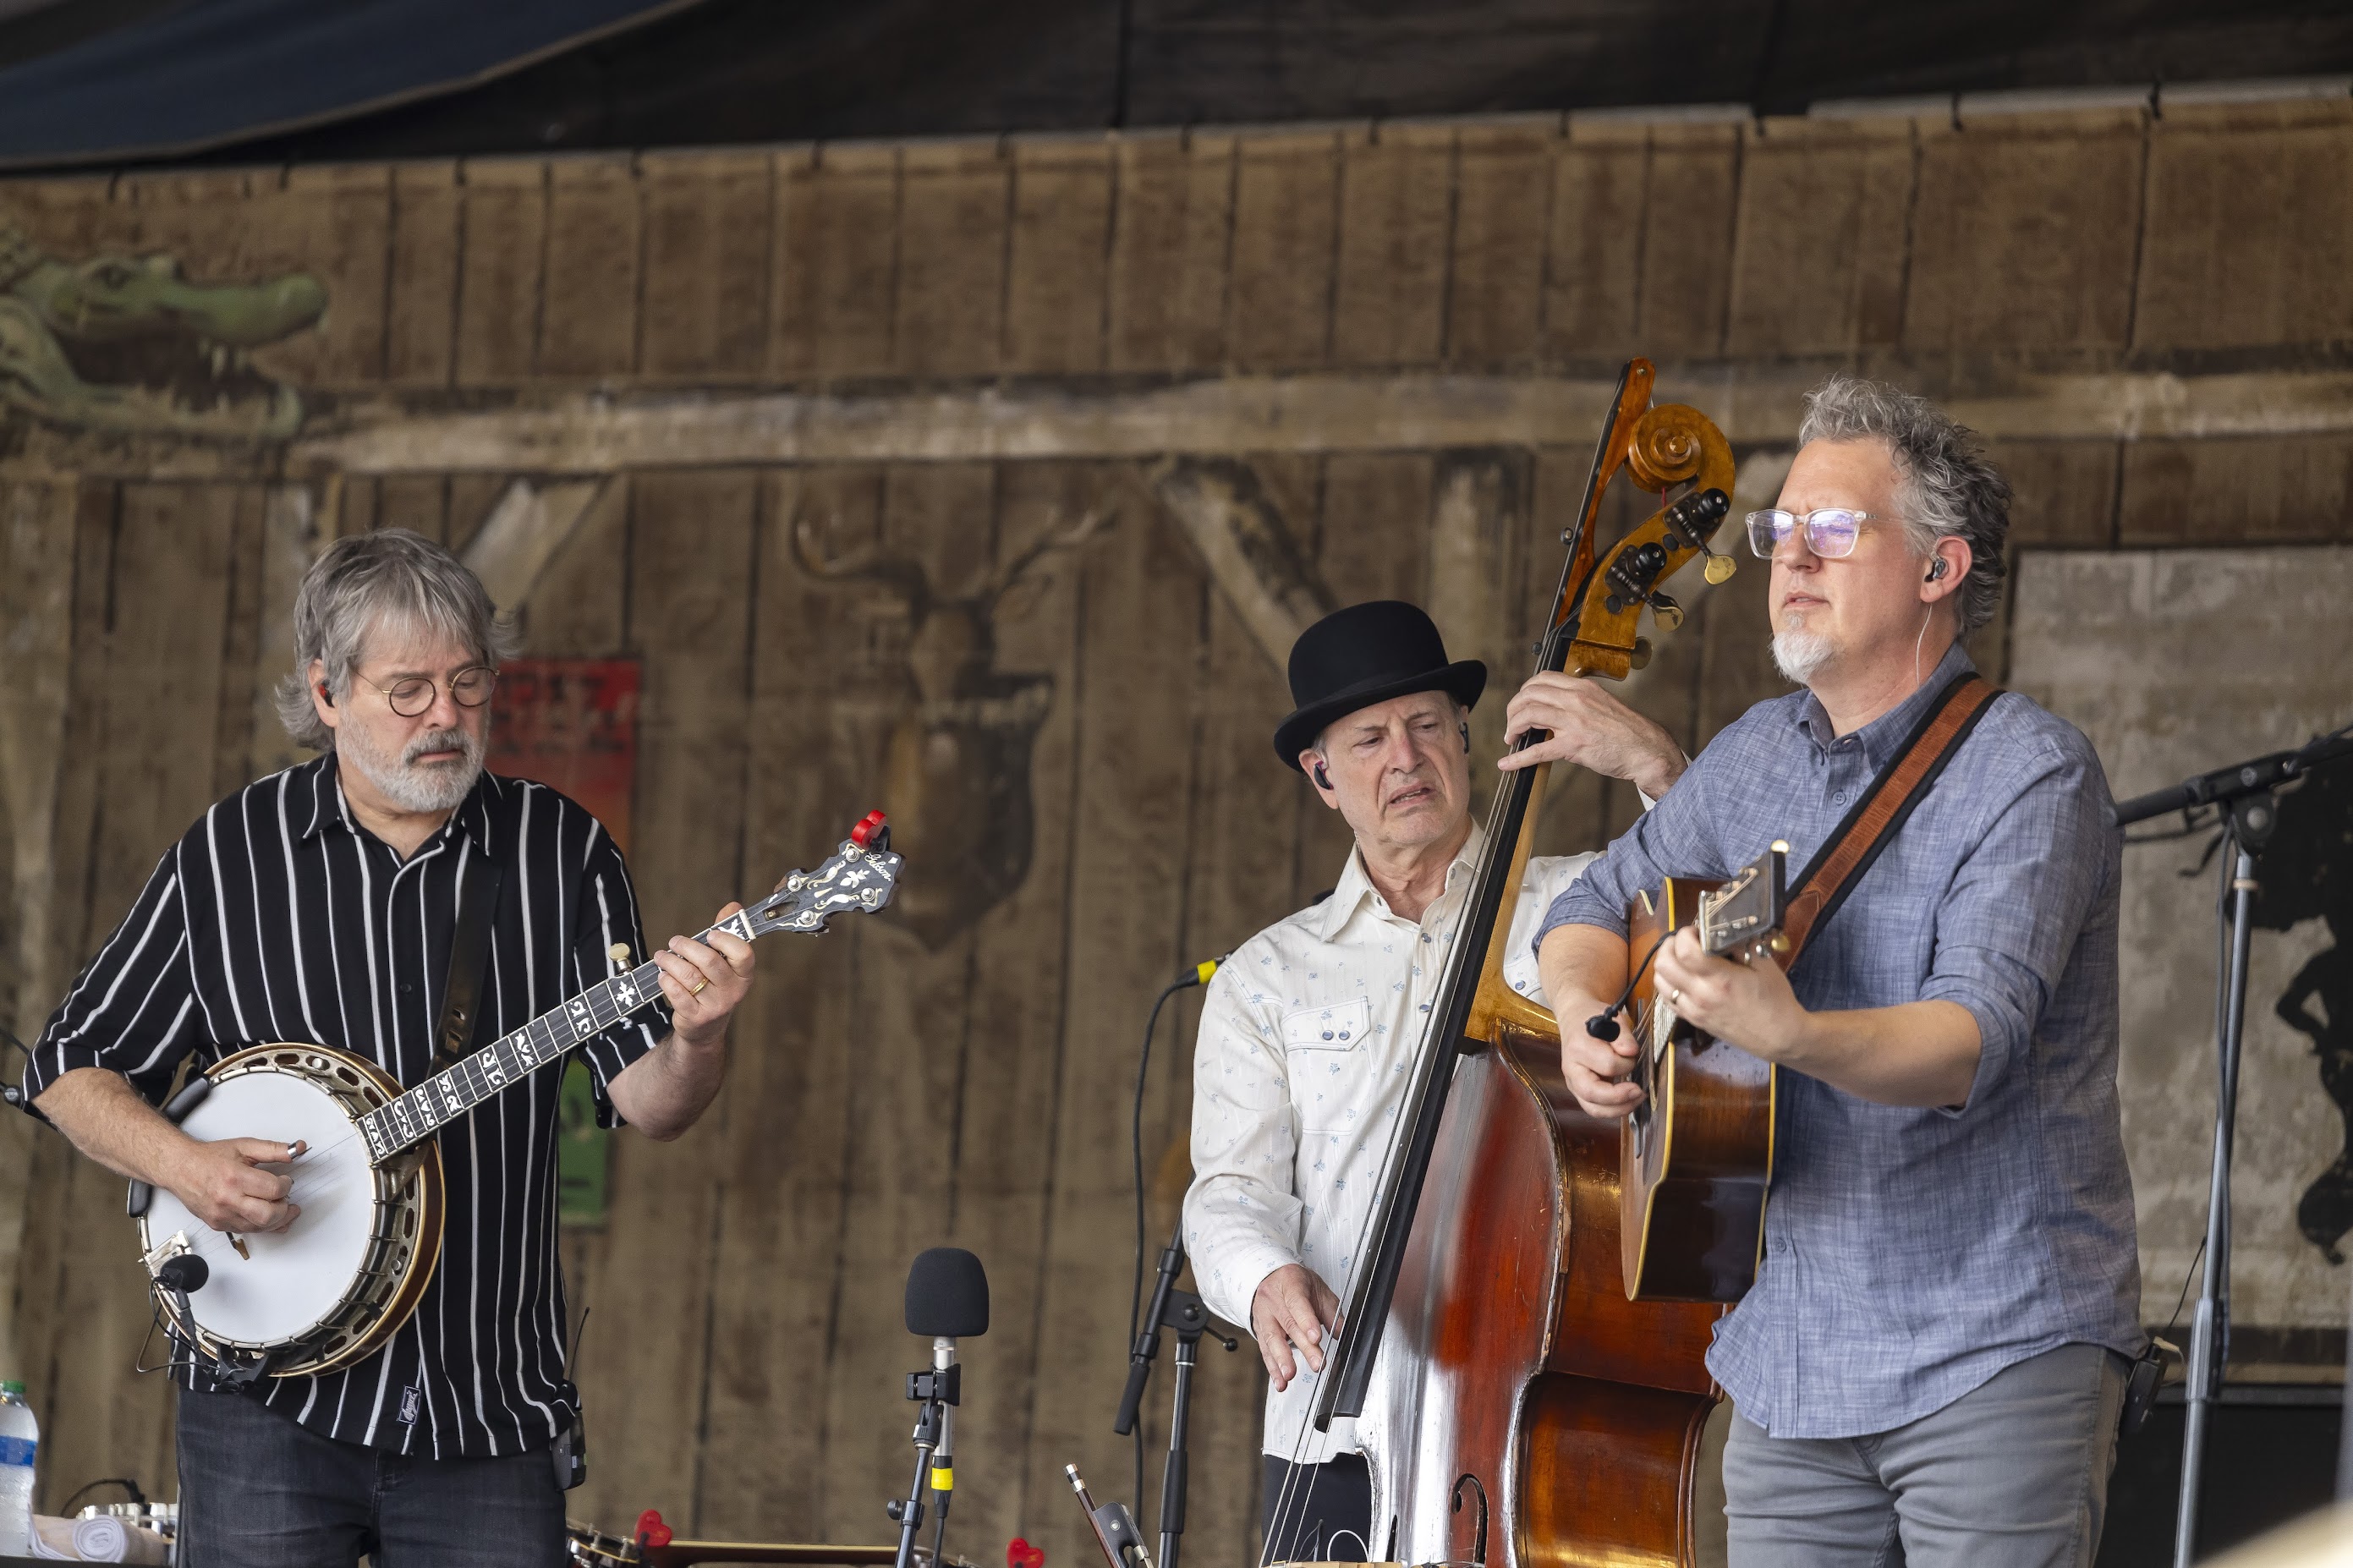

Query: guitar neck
<box><xmin>358</xmin><ymin>908</ymin><xmax>760</xmax><ymax>1164</ymax></box>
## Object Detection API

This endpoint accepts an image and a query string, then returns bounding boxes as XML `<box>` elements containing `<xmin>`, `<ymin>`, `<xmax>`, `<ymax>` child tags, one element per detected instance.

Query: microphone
<box><xmin>156</xmin><ymin>1254</ymin><xmax>208</xmax><ymax>1293</ymax></box>
<box><xmin>2114</xmin><ymin>732</ymin><xmax>2353</xmax><ymax>826</ymax></box>
<box><xmin>894</xmin><ymin>1248</ymin><xmax>989</xmax><ymax>1568</ymax></box>
<box><xmin>906</xmin><ymin>1246</ymin><xmax>990</xmax><ymax>1342</ymax></box>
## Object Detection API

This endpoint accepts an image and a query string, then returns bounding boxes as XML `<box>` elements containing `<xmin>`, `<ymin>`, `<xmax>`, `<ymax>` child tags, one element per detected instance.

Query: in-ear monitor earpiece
<box><xmin>1312</xmin><ymin>762</ymin><xmax>1333</xmax><ymax>791</ymax></box>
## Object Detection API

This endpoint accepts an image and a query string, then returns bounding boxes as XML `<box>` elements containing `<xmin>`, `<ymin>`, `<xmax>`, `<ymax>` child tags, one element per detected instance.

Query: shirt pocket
<box><xmin>1282</xmin><ymin>998</ymin><xmax>1374</xmax><ymax>1136</ymax></box>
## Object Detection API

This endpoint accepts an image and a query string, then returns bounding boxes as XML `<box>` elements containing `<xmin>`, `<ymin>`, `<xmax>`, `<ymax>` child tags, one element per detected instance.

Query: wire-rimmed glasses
<box><xmin>1744</xmin><ymin>507</ymin><xmax>1885</xmax><ymax>560</ymax></box>
<box><xmin>359</xmin><ymin>666</ymin><xmax>497</xmax><ymax>717</ymax></box>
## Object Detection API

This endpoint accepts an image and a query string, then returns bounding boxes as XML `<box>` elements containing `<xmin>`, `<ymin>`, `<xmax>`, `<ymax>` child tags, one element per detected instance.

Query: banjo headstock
<box><xmin>739</xmin><ymin>810</ymin><xmax>904</xmax><ymax>938</ymax></box>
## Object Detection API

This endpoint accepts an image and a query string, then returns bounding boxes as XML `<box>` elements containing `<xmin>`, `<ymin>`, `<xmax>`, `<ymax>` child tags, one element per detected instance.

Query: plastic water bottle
<box><xmin>0</xmin><ymin>1379</ymin><xmax>36</xmax><ymax>1556</ymax></box>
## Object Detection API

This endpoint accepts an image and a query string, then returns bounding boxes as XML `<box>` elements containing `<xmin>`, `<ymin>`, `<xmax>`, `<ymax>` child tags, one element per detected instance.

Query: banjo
<box><xmin>133</xmin><ymin>812</ymin><xmax>903</xmax><ymax>1385</ymax></box>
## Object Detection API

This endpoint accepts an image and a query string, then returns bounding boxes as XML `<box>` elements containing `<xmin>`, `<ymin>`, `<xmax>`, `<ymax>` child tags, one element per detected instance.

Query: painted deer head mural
<box><xmin>790</xmin><ymin>502</ymin><xmax>1111</xmax><ymax>948</ymax></box>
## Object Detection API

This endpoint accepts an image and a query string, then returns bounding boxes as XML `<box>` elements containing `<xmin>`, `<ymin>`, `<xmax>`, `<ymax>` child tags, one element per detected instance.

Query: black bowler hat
<box><xmin>1273</xmin><ymin>601</ymin><xmax>1487</xmax><ymax>770</ymax></box>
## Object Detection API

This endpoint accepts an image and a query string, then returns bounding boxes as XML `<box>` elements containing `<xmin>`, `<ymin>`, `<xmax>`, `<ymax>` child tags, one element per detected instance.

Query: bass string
<box><xmin>1257</xmin><ymin>847</ymin><xmax>1502</xmax><ymax>1564</ymax></box>
<box><xmin>1257</xmin><ymin>485</ymin><xmax>1604</xmax><ymax>1563</ymax></box>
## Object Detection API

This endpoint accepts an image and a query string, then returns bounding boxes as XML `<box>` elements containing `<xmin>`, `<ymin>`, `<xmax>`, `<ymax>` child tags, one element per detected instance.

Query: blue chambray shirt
<box><xmin>1534</xmin><ymin>642</ymin><xmax>2141</xmax><ymax>1439</ymax></box>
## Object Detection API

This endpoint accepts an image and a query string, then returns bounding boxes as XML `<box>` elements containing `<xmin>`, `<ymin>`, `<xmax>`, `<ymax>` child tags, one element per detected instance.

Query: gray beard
<box><xmin>340</xmin><ymin>720</ymin><xmax>484</xmax><ymax>814</ymax></box>
<box><xmin>1772</xmin><ymin>627</ymin><xmax>1837</xmax><ymax>686</ymax></box>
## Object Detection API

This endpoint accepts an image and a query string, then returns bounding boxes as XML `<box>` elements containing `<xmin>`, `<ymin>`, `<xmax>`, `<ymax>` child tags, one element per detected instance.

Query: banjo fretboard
<box><xmin>355</xmin><ymin>824</ymin><xmax>900</xmax><ymax>1164</ymax></box>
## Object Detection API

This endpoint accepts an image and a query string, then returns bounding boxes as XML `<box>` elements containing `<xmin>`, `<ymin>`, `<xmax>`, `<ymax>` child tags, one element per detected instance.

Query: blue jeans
<box><xmin>176</xmin><ymin>1389</ymin><xmax>566</xmax><ymax>1568</ymax></box>
<box><xmin>1721</xmin><ymin>1341</ymin><xmax>2130</xmax><ymax>1568</ymax></box>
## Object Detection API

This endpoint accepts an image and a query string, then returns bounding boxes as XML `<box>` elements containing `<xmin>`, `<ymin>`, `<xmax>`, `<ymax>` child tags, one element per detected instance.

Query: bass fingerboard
<box><xmin>358</xmin><ymin>908</ymin><xmax>758</xmax><ymax>1163</ymax></box>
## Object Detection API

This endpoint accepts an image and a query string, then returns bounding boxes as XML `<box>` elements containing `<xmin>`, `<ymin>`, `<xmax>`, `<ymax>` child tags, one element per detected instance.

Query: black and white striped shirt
<box><xmin>19</xmin><ymin>756</ymin><xmax>666</xmax><ymax>1456</ymax></box>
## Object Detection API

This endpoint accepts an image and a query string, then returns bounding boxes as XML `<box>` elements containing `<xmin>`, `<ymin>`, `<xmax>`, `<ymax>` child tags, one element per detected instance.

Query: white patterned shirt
<box><xmin>1182</xmin><ymin>820</ymin><xmax>1603</xmax><ymax>1461</ymax></box>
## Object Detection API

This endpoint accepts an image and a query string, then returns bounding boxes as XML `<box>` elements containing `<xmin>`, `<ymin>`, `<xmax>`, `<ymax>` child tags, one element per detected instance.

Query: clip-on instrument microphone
<box><xmin>891</xmin><ymin>1247</ymin><xmax>989</xmax><ymax>1568</ymax></box>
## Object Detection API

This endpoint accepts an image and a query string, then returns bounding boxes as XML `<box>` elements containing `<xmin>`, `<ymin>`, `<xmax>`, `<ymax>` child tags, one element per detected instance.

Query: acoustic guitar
<box><xmin>1620</xmin><ymin>841</ymin><xmax>1788</xmax><ymax>1302</ymax></box>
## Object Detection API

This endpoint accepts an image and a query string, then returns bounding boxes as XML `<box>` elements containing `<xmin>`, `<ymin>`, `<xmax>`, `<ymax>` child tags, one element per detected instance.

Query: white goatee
<box><xmin>341</xmin><ymin>721</ymin><xmax>485</xmax><ymax>814</ymax></box>
<box><xmin>1771</xmin><ymin>628</ymin><xmax>1837</xmax><ymax>686</ymax></box>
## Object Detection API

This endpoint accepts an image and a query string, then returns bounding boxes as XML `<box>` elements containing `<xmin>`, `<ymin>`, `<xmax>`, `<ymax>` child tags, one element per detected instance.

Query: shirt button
<box><xmin>1322</xmin><ymin>1030</ymin><xmax>1334</xmax><ymax>1040</ymax></box>
<box><xmin>1832</xmin><ymin>791</ymin><xmax>1848</xmax><ymax>806</ymax></box>
<box><xmin>1338</xmin><ymin>1030</ymin><xmax>1350</xmax><ymax>1040</ymax></box>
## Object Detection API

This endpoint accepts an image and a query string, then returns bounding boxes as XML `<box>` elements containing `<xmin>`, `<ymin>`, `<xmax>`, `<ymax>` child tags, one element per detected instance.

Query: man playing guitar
<box><xmin>1535</xmin><ymin>376</ymin><xmax>2142</xmax><ymax>1567</ymax></box>
<box><xmin>19</xmin><ymin>529</ymin><xmax>759</xmax><ymax>1567</ymax></box>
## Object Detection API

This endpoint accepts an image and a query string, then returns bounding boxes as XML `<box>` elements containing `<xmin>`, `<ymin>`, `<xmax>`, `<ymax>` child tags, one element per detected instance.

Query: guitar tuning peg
<box><xmin>607</xmin><ymin>942</ymin><xmax>632</xmax><ymax>965</ymax></box>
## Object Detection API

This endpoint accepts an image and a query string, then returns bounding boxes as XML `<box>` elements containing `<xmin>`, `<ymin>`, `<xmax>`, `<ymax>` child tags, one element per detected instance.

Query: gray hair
<box><xmin>1796</xmin><ymin>373</ymin><xmax>2010</xmax><ymax>633</ymax></box>
<box><xmin>272</xmin><ymin>529</ymin><xmax>518</xmax><ymax>752</ymax></box>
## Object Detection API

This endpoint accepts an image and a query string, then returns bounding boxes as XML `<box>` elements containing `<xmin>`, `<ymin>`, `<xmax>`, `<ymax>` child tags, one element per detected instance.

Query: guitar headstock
<box><xmin>740</xmin><ymin>811</ymin><xmax>905</xmax><ymax>938</ymax></box>
<box><xmin>1698</xmin><ymin>841</ymin><xmax>1789</xmax><ymax>964</ymax></box>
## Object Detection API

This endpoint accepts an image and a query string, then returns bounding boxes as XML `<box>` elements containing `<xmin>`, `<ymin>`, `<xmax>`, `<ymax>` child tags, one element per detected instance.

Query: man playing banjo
<box><xmin>1182</xmin><ymin>600</ymin><xmax>1688</xmax><ymax>1562</ymax></box>
<box><xmin>20</xmin><ymin>529</ymin><xmax>757</xmax><ymax>1566</ymax></box>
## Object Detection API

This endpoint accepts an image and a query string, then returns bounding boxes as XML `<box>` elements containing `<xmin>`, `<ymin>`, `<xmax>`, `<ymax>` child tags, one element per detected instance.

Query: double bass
<box><xmin>1298</xmin><ymin>359</ymin><xmax>1737</xmax><ymax>1568</ymax></box>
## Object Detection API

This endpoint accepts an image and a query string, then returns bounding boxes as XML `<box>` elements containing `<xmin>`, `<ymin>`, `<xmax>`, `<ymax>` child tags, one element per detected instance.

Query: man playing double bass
<box><xmin>1183</xmin><ymin>600</ymin><xmax>1690</xmax><ymax>1562</ymax></box>
<box><xmin>1538</xmin><ymin>375</ymin><xmax>2142</xmax><ymax>1567</ymax></box>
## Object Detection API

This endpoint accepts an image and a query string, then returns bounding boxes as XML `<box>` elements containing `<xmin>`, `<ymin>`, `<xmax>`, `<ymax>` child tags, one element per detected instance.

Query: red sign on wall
<box><xmin>488</xmin><ymin>658</ymin><xmax>640</xmax><ymax>855</ymax></box>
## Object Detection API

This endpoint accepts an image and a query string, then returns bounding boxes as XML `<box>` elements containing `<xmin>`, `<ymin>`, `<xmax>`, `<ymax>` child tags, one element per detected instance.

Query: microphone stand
<box><xmin>890</xmin><ymin>1339</ymin><xmax>959</xmax><ymax>1568</ymax></box>
<box><xmin>2117</xmin><ymin>730</ymin><xmax>2353</xmax><ymax>1567</ymax></box>
<box><xmin>1113</xmin><ymin>1226</ymin><xmax>1236</xmax><ymax>1568</ymax></box>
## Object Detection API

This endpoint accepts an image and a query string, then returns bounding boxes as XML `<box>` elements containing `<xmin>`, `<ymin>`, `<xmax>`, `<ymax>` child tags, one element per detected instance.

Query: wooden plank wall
<box><xmin>1</xmin><ymin>94</ymin><xmax>2350</xmax><ymax>1564</ymax></box>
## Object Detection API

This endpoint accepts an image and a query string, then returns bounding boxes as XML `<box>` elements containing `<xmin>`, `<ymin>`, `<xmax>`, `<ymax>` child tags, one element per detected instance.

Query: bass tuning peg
<box><xmin>1648</xmin><ymin>592</ymin><xmax>1684</xmax><ymax>633</ymax></box>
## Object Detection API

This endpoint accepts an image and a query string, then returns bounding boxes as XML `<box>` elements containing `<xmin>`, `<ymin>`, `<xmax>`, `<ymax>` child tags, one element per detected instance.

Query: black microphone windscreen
<box><xmin>158</xmin><ymin>1253</ymin><xmax>208</xmax><ymax>1291</ymax></box>
<box><xmin>905</xmin><ymin>1247</ymin><xmax>990</xmax><ymax>1338</ymax></box>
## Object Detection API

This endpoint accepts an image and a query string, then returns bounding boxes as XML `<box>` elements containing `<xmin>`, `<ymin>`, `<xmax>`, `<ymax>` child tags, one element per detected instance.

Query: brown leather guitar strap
<box><xmin>1776</xmin><ymin>672</ymin><xmax>2002</xmax><ymax>968</ymax></box>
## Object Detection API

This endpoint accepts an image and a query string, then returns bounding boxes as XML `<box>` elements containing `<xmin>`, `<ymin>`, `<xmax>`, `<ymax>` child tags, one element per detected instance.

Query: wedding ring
<box><xmin>691</xmin><ymin>979</ymin><xmax>710</xmax><ymax>996</ymax></box>
<box><xmin>1667</xmin><ymin>986</ymin><xmax>1682</xmax><ymax>1007</ymax></box>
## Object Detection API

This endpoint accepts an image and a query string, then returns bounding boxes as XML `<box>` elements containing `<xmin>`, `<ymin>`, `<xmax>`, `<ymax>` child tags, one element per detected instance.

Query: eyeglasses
<box><xmin>359</xmin><ymin>666</ymin><xmax>497</xmax><ymax>718</ymax></box>
<box><xmin>1744</xmin><ymin>507</ymin><xmax>1887</xmax><ymax>560</ymax></box>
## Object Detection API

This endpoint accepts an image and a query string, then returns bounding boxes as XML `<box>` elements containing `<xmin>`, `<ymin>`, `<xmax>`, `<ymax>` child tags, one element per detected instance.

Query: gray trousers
<box><xmin>1722</xmin><ymin>1341</ymin><xmax>2129</xmax><ymax>1568</ymax></box>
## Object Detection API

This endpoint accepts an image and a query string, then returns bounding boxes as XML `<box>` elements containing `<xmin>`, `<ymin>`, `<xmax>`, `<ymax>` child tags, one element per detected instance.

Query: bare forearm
<box><xmin>34</xmin><ymin>1066</ymin><xmax>198</xmax><ymax>1187</ymax></box>
<box><xmin>1538</xmin><ymin>922</ymin><xmax>1629</xmax><ymax>1021</ymax></box>
<box><xmin>608</xmin><ymin>1033</ymin><xmax>729</xmax><ymax>1142</ymax></box>
<box><xmin>1772</xmin><ymin>1000</ymin><xmax>1980</xmax><ymax>1109</ymax></box>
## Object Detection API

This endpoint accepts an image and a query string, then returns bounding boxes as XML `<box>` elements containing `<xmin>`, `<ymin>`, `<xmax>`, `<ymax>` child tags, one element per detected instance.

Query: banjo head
<box><xmin>139</xmin><ymin>1044</ymin><xmax>441</xmax><ymax>1375</ymax></box>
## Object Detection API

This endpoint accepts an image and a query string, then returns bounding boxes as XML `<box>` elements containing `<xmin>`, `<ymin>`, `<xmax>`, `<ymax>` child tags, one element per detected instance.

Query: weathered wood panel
<box><xmin>540</xmin><ymin>156</ymin><xmax>644</xmax><ymax>380</ymax></box>
<box><xmin>1331</xmin><ymin>123</ymin><xmax>1453</xmax><ymax>370</ymax></box>
<box><xmin>771</xmin><ymin>145</ymin><xmax>899</xmax><ymax>380</ymax></box>
<box><xmin>3</xmin><ymin>98</ymin><xmax>2353</xmax><ymax>1567</ymax></box>
<box><xmin>2133</xmin><ymin>99</ymin><xmax>2353</xmax><ymax>354</ymax></box>
<box><xmin>1905</xmin><ymin>109</ymin><xmax>2147</xmax><ymax>353</ymax></box>
<box><xmin>894</xmin><ymin>146</ymin><xmax>1010</xmax><ymax>379</ymax></box>
<box><xmin>1445</xmin><ymin>122</ymin><xmax>1555</xmax><ymax>369</ymax></box>
<box><xmin>1005</xmin><ymin>142</ymin><xmax>1114</xmax><ymax>376</ymax></box>
<box><xmin>1105</xmin><ymin>131</ymin><xmax>1235</xmax><ymax>375</ymax></box>
<box><xmin>455</xmin><ymin>161</ymin><xmax>551</xmax><ymax>386</ymax></box>
<box><xmin>1725</xmin><ymin>117</ymin><xmax>1912</xmax><ymax>356</ymax></box>
<box><xmin>639</xmin><ymin>151</ymin><xmax>776</xmax><ymax>382</ymax></box>
<box><xmin>1228</xmin><ymin>129</ymin><xmax>1341</xmax><ymax>372</ymax></box>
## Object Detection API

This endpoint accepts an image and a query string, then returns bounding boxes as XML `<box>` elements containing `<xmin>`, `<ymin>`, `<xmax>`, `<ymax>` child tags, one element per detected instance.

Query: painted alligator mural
<box><xmin>0</xmin><ymin>218</ymin><xmax>325</xmax><ymax>440</ymax></box>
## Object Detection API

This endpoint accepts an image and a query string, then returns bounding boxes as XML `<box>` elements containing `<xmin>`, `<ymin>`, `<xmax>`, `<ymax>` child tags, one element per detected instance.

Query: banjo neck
<box><xmin>358</xmin><ymin>814</ymin><xmax>902</xmax><ymax>1165</ymax></box>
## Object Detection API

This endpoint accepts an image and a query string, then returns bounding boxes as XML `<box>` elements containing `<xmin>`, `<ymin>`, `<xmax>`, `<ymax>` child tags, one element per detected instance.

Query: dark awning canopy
<box><xmin>0</xmin><ymin>0</ymin><xmax>703</xmax><ymax>169</ymax></box>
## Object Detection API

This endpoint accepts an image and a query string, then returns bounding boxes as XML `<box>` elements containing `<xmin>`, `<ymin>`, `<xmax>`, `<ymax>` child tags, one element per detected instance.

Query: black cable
<box><xmin>1129</xmin><ymin>972</ymin><xmax>1197</xmax><ymax>1515</ymax></box>
<box><xmin>58</xmin><ymin>1477</ymin><xmax>145</xmax><ymax>1514</ymax></box>
<box><xmin>2163</xmin><ymin>1236</ymin><xmax>2207</xmax><ymax>1340</ymax></box>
